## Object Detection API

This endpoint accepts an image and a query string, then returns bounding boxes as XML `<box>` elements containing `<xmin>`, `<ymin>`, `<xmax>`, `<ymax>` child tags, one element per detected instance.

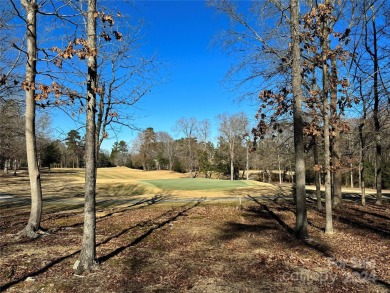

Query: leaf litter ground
<box><xmin>1</xmin><ymin>171</ymin><xmax>389</xmax><ymax>292</ymax></box>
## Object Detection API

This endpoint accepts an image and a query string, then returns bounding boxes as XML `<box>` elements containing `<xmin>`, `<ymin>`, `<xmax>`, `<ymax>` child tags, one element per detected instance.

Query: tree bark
<box><xmin>313</xmin><ymin>136</ymin><xmax>322</xmax><ymax>210</ymax></box>
<box><xmin>321</xmin><ymin>3</ymin><xmax>333</xmax><ymax>234</ymax></box>
<box><xmin>358</xmin><ymin>77</ymin><xmax>366</xmax><ymax>206</ymax></box>
<box><xmin>363</xmin><ymin>2</ymin><xmax>382</xmax><ymax>205</ymax></box>
<box><xmin>20</xmin><ymin>0</ymin><xmax>43</xmax><ymax>239</ymax></box>
<box><xmin>290</xmin><ymin>0</ymin><xmax>308</xmax><ymax>239</ymax></box>
<box><xmin>246</xmin><ymin>142</ymin><xmax>249</xmax><ymax>180</ymax></box>
<box><xmin>371</xmin><ymin>14</ymin><xmax>382</xmax><ymax>205</ymax></box>
<box><xmin>75</xmin><ymin>0</ymin><xmax>97</xmax><ymax>273</ymax></box>
<box><xmin>330</xmin><ymin>55</ymin><xmax>342</xmax><ymax>208</ymax></box>
<box><xmin>230</xmin><ymin>149</ymin><xmax>234</xmax><ymax>181</ymax></box>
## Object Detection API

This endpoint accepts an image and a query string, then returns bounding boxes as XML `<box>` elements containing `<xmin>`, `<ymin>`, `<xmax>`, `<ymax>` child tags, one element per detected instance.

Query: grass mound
<box><xmin>142</xmin><ymin>178</ymin><xmax>259</xmax><ymax>191</ymax></box>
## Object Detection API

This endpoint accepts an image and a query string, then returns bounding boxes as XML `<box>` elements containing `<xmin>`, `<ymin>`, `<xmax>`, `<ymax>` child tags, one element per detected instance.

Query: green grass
<box><xmin>141</xmin><ymin>178</ymin><xmax>258</xmax><ymax>191</ymax></box>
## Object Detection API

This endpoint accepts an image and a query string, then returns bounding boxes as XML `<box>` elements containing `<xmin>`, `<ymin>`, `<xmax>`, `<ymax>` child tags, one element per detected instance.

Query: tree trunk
<box><xmin>278</xmin><ymin>154</ymin><xmax>282</xmax><ymax>184</ymax></box>
<box><xmin>313</xmin><ymin>136</ymin><xmax>322</xmax><ymax>210</ymax></box>
<box><xmin>290</xmin><ymin>0</ymin><xmax>308</xmax><ymax>239</ymax></box>
<box><xmin>363</xmin><ymin>3</ymin><xmax>382</xmax><ymax>205</ymax></box>
<box><xmin>19</xmin><ymin>0</ymin><xmax>43</xmax><ymax>239</ymax></box>
<box><xmin>95</xmin><ymin>86</ymin><xmax>104</xmax><ymax>159</ymax></box>
<box><xmin>372</xmin><ymin>15</ymin><xmax>382</xmax><ymax>205</ymax></box>
<box><xmin>13</xmin><ymin>159</ymin><xmax>17</xmax><ymax>176</ymax></box>
<box><xmin>350</xmin><ymin>163</ymin><xmax>354</xmax><ymax>188</ymax></box>
<box><xmin>358</xmin><ymin>78</ymin><xmax>366</xmax><ymax>206</ymax></box>
<box><xmin>230</xmin><ymin>155</ymin><xmax>234</xmax><ymax>181</ymax></box>
<box><xmin>360</xmin><ymin>146</ymin><xmax>365</xmax><ymax>206</ymax></box>
<box><xmin>321</xmin><ymin>6</ymin><xmax>333</xmax><ymax>234</ymax></box>
<box><xmin>323</xmin><ymin>96</ymin><xmax>333</xmax><ymax>234</ymax></box>
<box><xmin>246</xmin><ymin>143</ymin><xmax>249</xmax><ymax>180</ymax></box>
<box><xmin>330</xmin><ymin>55</ymin><xmax>342</xmax><ymax>208</ymax></box>
<box><xmin>4</xmin><ymin>159</ymin><xmax>9</xmax><ymax>174</ymax></box>
<box><xmin>75</xmin><ymin>0</ymin><xmax>97</xmax><ymax>273</ymax></box>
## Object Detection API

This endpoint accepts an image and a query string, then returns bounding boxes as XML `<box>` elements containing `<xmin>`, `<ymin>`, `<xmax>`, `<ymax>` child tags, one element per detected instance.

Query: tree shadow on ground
<box><xmin>306</xmin><ymin>189</ymin><xmax>390</xmax><ymax>205</ymax></box>
<box><xmin>0</xmin><ymin>250</ymin><xmax>81</xmax><ymax>292</ymax></box>
<box><xmin>0</xmin><ymin>195</ymin><xmax>170</xmax><ymax>250</ymax></box>
<box><xmin>0</xmin><ymin>189</ymin><xmax>163</xmax><ymax>232</ymax></box>
<box><xmin>98</xmin><ymin>198</ymin><xmax>204</xmax><ymax>263</ymax></box>
<box><xmin>242</xmin><ymin>195</ymin><xmax>390</xmax><ymax>290</ymax></box>
<box><xmin>305</xmin><ymin>195</ymin><xmax>390</xmax><ymax>238</ymax></box>
<box><xmin>97</xmin><ymin>183</ymin><xmax>146</xmax><ymax>198</ymax></box>
<box><xmin>0</xmin><ymin>198</ymin><xmax>204</xmax><ymax>291</ymax></box>
<box><xmin>256</xmin><ymin>190</ymin><xmax>390</xmax><ymax>237</ymax></box>
<box><xmin>219</xmin><ymin>221</ymin><xmax>280</xmax><ymax>242</ymax></box>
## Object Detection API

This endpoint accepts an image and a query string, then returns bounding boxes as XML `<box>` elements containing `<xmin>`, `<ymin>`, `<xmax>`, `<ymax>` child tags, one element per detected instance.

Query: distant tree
<box><xmin>97</xmin><ymin>150</ymin><xmax>114</xmax><ymax>168</ymax></box>
<box><xmin>213</xmin><ymin>138</ymin><xmax>230</xmax><ymax>179</ymax></box>
<box><xmin>41</xmin><ymin>141</ymin><xmax>61</xmax><ymax>171</ymax></box>
<box><xmin>175</xmin><ymin>117</ymin><xmax>198</xmax><ymax>177</ymax></box>
<box><xmin>197</xmin><ymin>119</ymin><xmax>213</xmax><ymax>177</ymax></box>
<box><xmin>197</xmin><ymin>142</ymin><xmax>214</xmax><ymax>178</ymax></box>
<box><xmin>110</xmin><ymin>140</ymin><xmax>130</xmax><ymax>167</ymax></box>
<box><xmin>217</xmin><ymin>112</ymin><xmax>248</xmax><ymax>180</ymax></box>
<box><xmin>156</xmin><ymin>131</ymin><xmax>176</xmax><ymax>170</ymax></box>
<box><xmin>0</xmin><ymin>100</ymin><xmax>25</xmax><ymax>174</ymax></box>
<box><xmin>197</xmin><ymin>119</ymin><xmax>211</xmax><ymax>148</ymax></box>
<box><xmin>137</xmin><ymin>127</ymin><xmax>157</xmax><ymax>170</ymax></box>
<box><xmin>65</xmin><ymin>130</ymin><xmax>83</xmax><ymax>168</ymax></box>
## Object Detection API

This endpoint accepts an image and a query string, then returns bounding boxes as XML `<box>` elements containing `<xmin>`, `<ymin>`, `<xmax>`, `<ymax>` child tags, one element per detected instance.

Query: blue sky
<box><xmin>50</xmin><ymin>0</ymin><xmax>260</xmax><ymax>151</ymax></box>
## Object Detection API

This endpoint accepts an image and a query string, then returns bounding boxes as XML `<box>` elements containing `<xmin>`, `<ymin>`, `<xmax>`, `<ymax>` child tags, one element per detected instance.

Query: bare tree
<box><xmin>137</xmin><ymin>127</ymin><xmax>157</xmax><ymax>170</ymax></box>
<box><xmin>362</xmin><ymin>0</ymin><xmax>385</xmax><ymax>205</ymax></box>
<box><xmin>0</xmin><ymin>5</ymin><xmax>25</xmax><ymax>170</ymax></box>
<box><xmin>156</xmin><ymin>131</ymin><xmax>176</xmax><ymax>170</ymax></box>
<box><xmin>217</xmin><ymin>112</ymin><xmax>248</xmax><ymax>181</ymax></box>
<box><xmin>75</xmin><ymin>0</ymin><xmax>98</xmax><ymax>273</ymax></box>
<box><xmin>175</xmin><ymin>117</ymin><xmax>198</xmax><ymax>177</ymax></box>
<box><xmin>197</xmin><ymin>119</ymin><xmax>211</xmax><ymax>149</ymax></box>
<box><xmin>16</xmin><ymin>0</ymin><xmax>44</xmax><ymax>238</ymax></box>
<box><xmin>95</xmin><ymin>30</ymin><xmax>157</xmax><ymax>157</ymax></box>
<box><xmin>0</xmin><ymin>100</ymin><xmax>25</xmax><ymax>174</ymax></box>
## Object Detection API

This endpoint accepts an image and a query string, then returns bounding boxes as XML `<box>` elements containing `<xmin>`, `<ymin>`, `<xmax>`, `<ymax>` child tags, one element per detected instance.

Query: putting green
<box><xmin>141</xmin><ymin>178</ymin><xmax>258</xmax><ymax>191</ymax></box>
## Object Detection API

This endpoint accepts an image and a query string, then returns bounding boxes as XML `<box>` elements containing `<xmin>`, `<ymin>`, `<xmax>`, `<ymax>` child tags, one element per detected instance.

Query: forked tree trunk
<box><xmin>290</xmin><ymin>0</ymin><xmax>308</xmax><ymax>239</ymax></box>
<box><xmin>75</xmin><ymin>0</ymin><xmax>97</xmax><ymax>273</ymax></box>
<box><xmin>20</xmin><ymin>0</ymin><xmax>43</xmax><ymax>239</ymax></box>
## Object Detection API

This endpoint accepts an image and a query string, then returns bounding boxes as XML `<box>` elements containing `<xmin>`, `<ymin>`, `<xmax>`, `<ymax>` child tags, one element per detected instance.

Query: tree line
<box><xmin>3</xmin><ymin>104</ymin><xmax>387</xmax><ymax>193</ymax></box>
